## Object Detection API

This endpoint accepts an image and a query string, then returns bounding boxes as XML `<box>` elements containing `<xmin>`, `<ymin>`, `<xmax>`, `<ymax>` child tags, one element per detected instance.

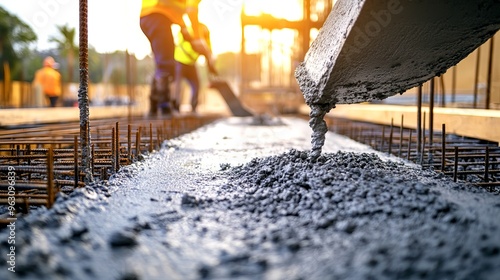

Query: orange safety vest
<box><xmin>33</xmin><ymin>66</ymin><xmax>62</xmax><ymax>97</ymax></box>
<box><xmin>140</xmin><ymin>0</ymin><xmax>200</xmax><ymax>26</ymax></box>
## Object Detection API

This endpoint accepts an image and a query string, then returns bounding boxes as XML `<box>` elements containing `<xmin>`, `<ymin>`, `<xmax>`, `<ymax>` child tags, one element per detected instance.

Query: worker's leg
<box><xmin>140</xmin><ymin>14</ymin><xmax>175</xmax><ymax>115</ymax></box>
<box><xmin>172</xmin><ymin>62</ymin><xmax>183</xmax><ymax>112</ymax></box>
<box><xmin>184</xmin><ymin>64</ymin><xmax>200</xmax><ymax>112</ymax></box>
<box><xmin>46</xmin><ymin>95</ymin><xmax>58</xmax><ymax>107</ymax></box>
<box><xmin>149</xmin><ymin>78</ymin><xmax>158</xmax><ymax>116</ymax></box>
<box><xmin>51</xmin><ymin>97</ymin><xmax>58</xmax><ymax>107</ymax></box>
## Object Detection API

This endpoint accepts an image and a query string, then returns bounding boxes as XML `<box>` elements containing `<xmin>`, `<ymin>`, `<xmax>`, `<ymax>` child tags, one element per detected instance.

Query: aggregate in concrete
<box><xmin>1</xmin><ymin>117</ymin><xmax>499</xmax><ymax>280</ymax></box>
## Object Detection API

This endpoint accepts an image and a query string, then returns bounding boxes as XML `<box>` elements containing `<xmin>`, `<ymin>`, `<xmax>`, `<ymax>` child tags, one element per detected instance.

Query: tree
<box><xmin>88</xmin><ymin>46</ymin><xmax>103</xmax><ymax>84</ymax></box>
<box><xmin>0</xmin><ymin>6</ymin><xmax>37</xmax><ymax>79</ymax></box>
<box><xmin>49</xmin><ymin>24</ymin><xmax>78</xmax><ymax>83</ymax></box>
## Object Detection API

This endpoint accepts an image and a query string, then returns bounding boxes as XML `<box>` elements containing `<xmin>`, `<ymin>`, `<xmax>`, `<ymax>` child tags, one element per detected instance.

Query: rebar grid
<box><xmin>327</xmin><ymin>117</ymin><xmax>500</xmax><ymax>190</ymax></box>
<box><xmin>0</xmin><ymin>115</ymin><xmax>219</xmax><ymax>214</ymax></box>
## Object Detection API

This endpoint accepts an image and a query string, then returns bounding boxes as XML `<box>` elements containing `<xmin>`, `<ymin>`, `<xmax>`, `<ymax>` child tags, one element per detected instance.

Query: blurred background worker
<box><xmin>173</xmin><ymin>23</ymin><xmax>217</xmax><ymax>113</ymax></box>
<box><xmin>140</xmin><ymin>0</ymin><xmax>212</xmax><ymax>116</ymax></box>
<box><xmin>33</xmin><ymin>56</ymin><xmax>62</xmax><ymax>108</ymax></box>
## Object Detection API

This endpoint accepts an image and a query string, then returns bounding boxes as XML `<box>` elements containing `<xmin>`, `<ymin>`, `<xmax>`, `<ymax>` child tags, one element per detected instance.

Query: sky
<box><xmin>0</xmin><ymin>0</ymin><xmax>244</xmax><ymax>59</ymax></box>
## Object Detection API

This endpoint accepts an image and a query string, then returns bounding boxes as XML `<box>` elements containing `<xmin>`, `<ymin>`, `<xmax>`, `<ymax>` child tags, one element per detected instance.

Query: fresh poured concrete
<box><xmin>1</xmin><ymin>117</ymin><xmax>499</xmax><ymax>279</ymax></box>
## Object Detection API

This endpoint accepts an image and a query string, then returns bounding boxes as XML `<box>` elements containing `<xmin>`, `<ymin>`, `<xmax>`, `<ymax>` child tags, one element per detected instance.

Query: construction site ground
<box><xmin>0</xmin><ymin>116</ymin><xmax>499</xmax><ymax>279</ymax></box>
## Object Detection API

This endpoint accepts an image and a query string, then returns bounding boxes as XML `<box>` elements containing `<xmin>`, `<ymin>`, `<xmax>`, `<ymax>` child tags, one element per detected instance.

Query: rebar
<box><xmin>441</xmin><ymin>124</ymin><xmax>446</xmax><ymax>173</ymax></box>
<box><xmin>115</xmin><ymin>122</ymin><xmax>120</xmax><ymax>172</ymax></box>
<box><xmin>0</xmin><ymin>116</ymin><xmax>219</xmax><ymax>213</ymax></box>
<box><xmin>47</xmin><ymin>147</ymin><xmax>54</xmax><ymax>208</ymax></box>
<box><xmin>398</xmin><ymin>115</ymin><xmax>404</xmax><ymax>158</ymax></box>
<box><xmin>79</xmin><ymin>0</ymin><xmax>92</xmax><ymax>184</ymax></box>
<box><xmin>485</xmin><ymin>37</ymin><xmax>494</xmax><ymax>109</ymax></box>
<box><xmin>74</xmin><ymin>136</ymin><xmax>79</xmax><ymax>188</ymax></box>
<box><xmin>473</xmin><ymin>47</ymin><xmax>481</xmax><ymax>108</ymax></box>
<box><xmin>327</xmin><ymin>116</ymin><xmax>500</xmax><ymax>189</ymax></box>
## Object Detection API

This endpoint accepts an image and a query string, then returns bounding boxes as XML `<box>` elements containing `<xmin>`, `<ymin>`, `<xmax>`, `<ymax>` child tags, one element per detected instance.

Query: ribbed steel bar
<box><xmin>0</xmin><ymin>116</ymin><xmax>219</xmax><ymax>213</ymax></box>
<box><xmin>79</xmin><ymin>0</ymin><xmax>92</xmax><ymax>184</ymax></box>
<box><xmin>485</xmin><ymin>37</ymin><xmax>494</xmax><ymax>110</ymax></box>
<box><xmin>326</xmin><ymin>116</ymin><xmax>500</xmax><ymax>189</ymax></box>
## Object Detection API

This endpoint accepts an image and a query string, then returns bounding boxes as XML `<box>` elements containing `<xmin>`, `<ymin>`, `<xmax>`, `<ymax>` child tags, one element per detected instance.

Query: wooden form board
<box><xmin>0</xmin><ymin>106</ymin><xmax>144</xmax><ymax>127</ymax></box>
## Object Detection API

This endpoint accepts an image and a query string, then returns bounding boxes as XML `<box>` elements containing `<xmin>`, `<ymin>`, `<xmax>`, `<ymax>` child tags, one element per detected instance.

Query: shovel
<box><xmin>296</xmin><ymin>0</ymin><xmax>500</xmax><ymax>108</ymax></box>
<box><xmin>209</xmin><ymin>76</ymin><xmax>254</xmax><ymax>117</ymax></box>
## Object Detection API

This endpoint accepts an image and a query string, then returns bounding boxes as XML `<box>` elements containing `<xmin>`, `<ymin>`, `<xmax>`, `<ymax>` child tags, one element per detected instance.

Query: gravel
<box><xmin>0</xmin><ymin>117</ymin><xmax>499</xmax><ymax>280</ymax></box>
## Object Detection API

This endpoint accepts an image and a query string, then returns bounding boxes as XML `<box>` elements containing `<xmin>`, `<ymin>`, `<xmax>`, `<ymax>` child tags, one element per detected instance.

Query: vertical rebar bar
<box><xmin>91</xmin><ymin>144</ymin><xmax>95</xmax><ymax>176</ymax></box>
<box><xmin>74</xmin><ymin>136</ymin><xmax>79</xmax><ymax>188</ymax></box>
<box><xmin>47</xmin><ymin>147</ymin><xmax>54</xmax><ymax>208</ymax></box>
<box><xmin>451</xmin><ymin>66</ymin><xmax>456</xmax><ymax>104</ymax></box>
<box><xmin>454</xmin><ymin>146</ymin><xmax>459</xmax><ymax>182</ymax></box>
<box><xmin>157</xmin><ymin>127</ymin><xmax>161</xmax><ymax>149</ymax></box>
<box><xmin>149</xmin><ymin>123</ymin><xmax>153</xmax><ymax>153</ymax></box>
<box><xmin>439</xmin><ymin>76</ymin><xmax>446</xmax><ymax>107</ymax></box>
<box><xmin>485</xmin><ymin>146</ymin><xmax>490</xmax><ymax>183</ymax></box>
<box><xmin>421</xmin><ymin>112</ymin><xmax>426</xmax><ymax>164</ymax></box>
<box><xmin>429</xmin><ymin>78</ymin><xmax>435</xmax><ymax>148</ymax></box>
<box><xmin>101</xmin><ymin>166</ymin><xmax>106</xmax><ymax>181</ymax></box>
<box><xmin>398</xmin><ymin>115</ymin><xmax>404</xmax><ymax>158</ymax></box>
<box><xmin>441</xmin><ymin>124</ymin><xmax>446</xmax><ymax>173</ymax></box>
<box><xmin>389</xmin><ymin>118</ymin><xmax>394</xmax><ymax>155</ymax></box>
<box><xmin>485</xmin><ymin>37</ymin><xmax>494</xmax><ymax>110</ymax></box>
<box><xmin>27</xmin><ymin>144</ymin><xmax>31</xmax><ymax>180</ymax></box>
<box><xmin>16</xmin><ymin>145</ymin><xmax>20</xmax><ymax>165</ymax></box>
<box><xmin>115</xmin><ymin>122</ymin><xmax>120</xmax><ymax>172</ymax></box>
<box><xmin>417</xmin><ymin>85</ymin><xmax>422</xmax><ymax>157</ymax></box>
<box><xmin>136</xmin><ymin>128</ymin><xmax>141</xmax><ymax>157</ymax></box>
<box><xmin>111</xmin><ymin>127</ymin><xmax>115</xmax><ymax>172</ymax></box>
<box><xmin>473</xmin><ymin>47</ymin><xmax>481</xmax><ymax>108</ymax></box>
<box><xmin>128</xmin><ymin>124</ymin><xmax>132</xmax><ymax>163</ymax></box>
<box><xmin>78</xmin><ymin>0</ymin><xmax>92</xmax><ymax>184</ymax></box>
<box><xmin>407</xmin><ymin>130</ymin><xmax>412</xmax><ymax>161</ymax></box>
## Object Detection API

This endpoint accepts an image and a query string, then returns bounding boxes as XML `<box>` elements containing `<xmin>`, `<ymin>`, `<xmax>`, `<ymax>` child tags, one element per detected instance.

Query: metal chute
<box><xmin>296</xmin><ymin>0</ymin><xmax>500</xmax><ymax>107</ymax></box>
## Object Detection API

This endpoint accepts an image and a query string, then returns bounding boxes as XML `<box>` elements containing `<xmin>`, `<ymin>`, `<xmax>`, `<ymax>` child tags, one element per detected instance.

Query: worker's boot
<box><xmin>154</xmin><ymin>75</ymin><xmax>174</xmax><ymax>116</ymax></box>
<box><xmin>149</xmin><ymin>78</ymin><xmax>159</xmax><ymax>117</ymax></box>
<box><xmin>172</xmin><ymin>99</ymin><xmax>180</xmax><ymax>112</ymax></box>
<box><xmin>191</xmin><ymin>99</ymin><xmax>198</xmax><ymax>113</ymax></box>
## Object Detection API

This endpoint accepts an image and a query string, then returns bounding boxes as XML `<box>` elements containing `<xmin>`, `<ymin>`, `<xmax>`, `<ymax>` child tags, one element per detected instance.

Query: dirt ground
<box><xmin>1</xmin><ymin>117</ymin><xmax>499</xmax><ymax>280</ymax></box>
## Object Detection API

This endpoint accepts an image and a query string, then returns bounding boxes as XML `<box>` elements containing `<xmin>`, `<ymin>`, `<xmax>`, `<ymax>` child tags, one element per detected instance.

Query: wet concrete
<box><xmin>308</xmin><ymin>104</ymin><xmax>333</xmax><ymax>159</ymax></box>
<box><xmin>1</xmin><ymin>117</ymin><xmax>499</xmax><ymax>279</ymax></box>
<box><xmin>296</xmin><ymin>0</ymin><xmax>500</xmax><ymax>158</ymax></box>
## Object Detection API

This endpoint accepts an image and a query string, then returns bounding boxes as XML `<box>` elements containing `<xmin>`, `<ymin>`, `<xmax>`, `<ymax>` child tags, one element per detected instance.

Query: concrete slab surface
<box><xmin>1</xmin><ymin>117</ymin><xmax>499</xmax><ymax>279</ymax></box>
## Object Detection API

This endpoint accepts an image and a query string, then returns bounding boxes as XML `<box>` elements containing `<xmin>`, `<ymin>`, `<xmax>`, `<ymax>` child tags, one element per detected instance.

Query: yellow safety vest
<box><xmin>140</xmin><ymin>0</ymin><xmax>199</xmax><ymax>26</ymax></box>
<box><xmin>174</xmin><ymin>24</ymin><xmax>211</xmax><ymax>65</ymax></box>
<box><xmin>175</xmin><ymin>32</ymin><xmax>200</xmax><ymax>65</ymax></box>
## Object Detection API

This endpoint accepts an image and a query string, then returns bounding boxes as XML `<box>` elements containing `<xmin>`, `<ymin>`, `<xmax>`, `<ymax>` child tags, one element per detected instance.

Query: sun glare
<box><xmin>243</xmin><ymin>0</ymin><xmax>303</xmax><ymax>21</ymax></box>
<box><xmin>240</xmin><ymin>0</ymin><xmax>304</xmax><ymax>79</ymax></box>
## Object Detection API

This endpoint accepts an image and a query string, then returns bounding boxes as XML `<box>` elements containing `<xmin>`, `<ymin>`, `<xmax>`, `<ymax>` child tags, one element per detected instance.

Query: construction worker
<box><xmin>33</xmin><ymin>56</ymin><xmax>62</xmax><ymax>107</ymax></box>
<box><xmin>173</xmin><ymin>23</ymin><xmax>216</xmax><ymax>112</ymax></box>
<box><xmin>140</xmin><ymin>0</ymin><xmax>211</xmax><ymax>116</ymax></box>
